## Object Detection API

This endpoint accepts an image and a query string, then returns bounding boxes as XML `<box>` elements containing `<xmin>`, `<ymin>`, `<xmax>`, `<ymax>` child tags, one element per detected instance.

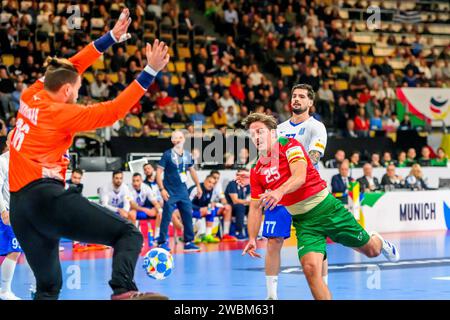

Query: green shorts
<box><xmin>291</xmin><ymin>193</ymin><xmax>370</xmax><ymax>259</ymax></box>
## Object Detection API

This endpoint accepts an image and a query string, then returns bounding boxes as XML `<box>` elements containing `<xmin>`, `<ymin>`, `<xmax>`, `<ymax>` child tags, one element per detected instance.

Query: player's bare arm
<box><xmin>259</xmin><ymin>160</ymin><xmax>307</xmax><ymax>210</ymax></box>
<box><xmin>242</xmin><ymin>200</ymin><xmax>263</xmax><ymax>258</ymax></box>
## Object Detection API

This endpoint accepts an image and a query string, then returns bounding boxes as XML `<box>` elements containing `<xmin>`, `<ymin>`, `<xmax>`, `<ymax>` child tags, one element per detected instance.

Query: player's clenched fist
<box><xmin>146</xmin><ymin>39</ymin><xmax>170</xmax><ymax>72</ymax></box>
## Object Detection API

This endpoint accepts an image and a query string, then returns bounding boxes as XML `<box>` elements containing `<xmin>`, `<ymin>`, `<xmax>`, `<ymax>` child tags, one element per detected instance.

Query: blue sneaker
<box><xmin>370</xmin><ymin>231</ymin><xmax>400</xmax><ymax>262</ymax></box>
<box><xmin>158</xmin><ymin>241</ymin><xmax>171</xmax><ymax>253</ymax></box>
<box><xmin>184</xmin><ymin>242</ymin><xmax>201</xmax><ymax>253</ymax></box>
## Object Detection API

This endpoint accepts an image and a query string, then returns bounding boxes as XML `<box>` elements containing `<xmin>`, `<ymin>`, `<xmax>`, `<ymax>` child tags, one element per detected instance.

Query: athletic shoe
<box><xmin>370</xmin><ymin>231</ymin><xmax>400</xmax><ymax>262</ymax></box>
<box><xmin>59</xmin><ymin>246</ymin><xmax>65</xmax><ymax>252</ymax></box>
<box><xmin>73</xmin><ymin>243</ymin><xmax>88</xmax><ymax>252</ymax></box>
<box><xmin>201</xmin><ymin>234</ymin><xmax>220</xmax><ymax>243</ymax></box>
<box><xmin>0</xmin><ymin>291</ymin><xmax>21</xmax><ymax>300</ymax></box>
<box><xmin>111</xmin><ymin>291</ymin><xmax>169</xmax><ymax>300</ymax></box>
<box><xmin>221</xmin><ymin>234</ymin><xmax>238</xmax><ymax>242</ymax></box>
<box><xmin>158</xmin><ymin>241</ymin><xmax>171</xmax><ymax>253</ymax></box>
<box><xmin>86</xmin><ymin>244</ymin><xmax>109</xmax><ymax>251</ymax></box>
<box><xmin>184</xmin><ymin>242</ymin><xmax>201</xmax><ymax>252</ymax></box>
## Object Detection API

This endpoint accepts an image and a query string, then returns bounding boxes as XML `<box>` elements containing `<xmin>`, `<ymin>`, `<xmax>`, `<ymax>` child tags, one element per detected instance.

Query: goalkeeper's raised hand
<box><xmin>111</xmin><ymin>8</ymin><xmax>132</xmax><ymax>43</ymax></box>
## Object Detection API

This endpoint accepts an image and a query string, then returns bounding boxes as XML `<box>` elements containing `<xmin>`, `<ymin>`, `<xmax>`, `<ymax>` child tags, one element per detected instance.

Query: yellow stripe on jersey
<box><xmin>314</xmin><ymin>142</ymin><xmax>325</xmax><ymax>150</ymax></box>
<box><xmin>286</xmin><ymin>146</ymin><xmax>305</xmax><ymax>164</ymax></box>
<box><xmin>289</xmin><ymin>157</ymin><xmax>307</xmax><ymax>165</ymax></box>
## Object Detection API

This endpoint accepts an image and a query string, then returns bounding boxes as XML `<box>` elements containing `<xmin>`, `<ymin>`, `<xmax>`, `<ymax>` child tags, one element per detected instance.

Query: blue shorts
<box><xmin>136</xmin><ymin>211</ymin><xmax>151</xmax><ymax>220</ymax></box>
<box><xmin>192</xmin><ymin>208</ymin><xmax>218</xmax><ymax>222</ymax></box>
<box><xmin>0</xmin><ymin>220</ymin><xmax>23</xmax><ymax>256</ymax></box>
<box><xmin>262</xmin><ymin>206</ymin><xmax>292</xmax><ymax>239</ymax></box>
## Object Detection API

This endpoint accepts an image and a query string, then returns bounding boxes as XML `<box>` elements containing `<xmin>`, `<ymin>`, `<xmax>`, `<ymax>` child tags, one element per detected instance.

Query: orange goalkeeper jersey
<box><xmin>9</xmin><ymin>43</ymin><xmax>148</xmax><ymax>192</ymax></box>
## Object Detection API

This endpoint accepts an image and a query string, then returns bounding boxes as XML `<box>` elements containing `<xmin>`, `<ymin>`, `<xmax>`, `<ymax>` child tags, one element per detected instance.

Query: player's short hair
<box><xmin>112</xmin><ymin>170</ymin><xmax>123</xmax><ymax>177</ymax></box>
<box><xmin>241</xmin><ymin>112</ymin><xmax>277</xmax><ymax>131</ymax></box>
<box><xmin>291</xmin><ymin>83</ymin><xmax>315</xmax><ymax>101</ymax></box>
<box><xmin>143</xmin><ymin>163</ymin><xmax>153</xmax><ymax>169</ymax></box>
<box><xmin>237</xmin><ymin>168</ymin><xmax>249</xmax><ymax>172</ymax></box>
<box><xmin>72</xmin><ymin>168</ymin><xmax>84</xmax><ymax>176</ymax></box>
<box><xmin>43</xmin><ymin>57</ymin><xmax>79</xmax><ymax>92</ymax></box>
<box><xmin>205</xmin><ymin>175</ymin><xmax>215</xmax><ymax>181</ymax></box>
<box><xmin>133</xmin><ymin>173</ymin><xmax>142</xmax><ymax>178</ymax></box>
<box><xmin>210</xmin><ymin>170</ymin><xmax>220</xmax><ymax>176</ymax></box>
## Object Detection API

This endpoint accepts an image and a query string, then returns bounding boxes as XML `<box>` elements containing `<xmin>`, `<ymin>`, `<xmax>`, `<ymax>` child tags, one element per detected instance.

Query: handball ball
<box><xmin>143</xmin><ymin>248</ymin><xmax>174</xmax><ymax>280</ymax></box>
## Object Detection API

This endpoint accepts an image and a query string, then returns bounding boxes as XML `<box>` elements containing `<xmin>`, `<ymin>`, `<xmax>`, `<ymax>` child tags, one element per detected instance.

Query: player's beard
<box><xmin>292</xmin><ymin>105</ymin><xmax>308</xmax><ymax>115</ymax></box>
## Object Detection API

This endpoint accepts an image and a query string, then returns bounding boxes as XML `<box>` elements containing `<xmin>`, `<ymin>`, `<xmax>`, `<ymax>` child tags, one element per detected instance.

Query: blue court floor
<box><xmin>7</xmin><ymin>230</ymin><xmax>450</xmax><ymax>300</ymax></box>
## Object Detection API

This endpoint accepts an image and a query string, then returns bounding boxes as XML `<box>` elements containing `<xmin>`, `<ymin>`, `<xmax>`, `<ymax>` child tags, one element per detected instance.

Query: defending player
<box><xmin>241</xmin><ymin>113</ymin><xmax>399</xmax><ymax>300</ymax></box>
<box><xmin>263</xmin><ymin>84</ymin><xmax>329</xmax><ymax>299</ymax></box>
<box><xmin>9</xmin><ymin>8</ymin><xmax>170</xmax><ymax>300</ymax></box>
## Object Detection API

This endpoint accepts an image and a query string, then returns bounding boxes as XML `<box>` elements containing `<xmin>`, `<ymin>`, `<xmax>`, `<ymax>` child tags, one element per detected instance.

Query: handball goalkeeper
<box><xmin>9</xmin><ymin>8</ymin><xmax>170</xmax><ymax>300</ymax></box>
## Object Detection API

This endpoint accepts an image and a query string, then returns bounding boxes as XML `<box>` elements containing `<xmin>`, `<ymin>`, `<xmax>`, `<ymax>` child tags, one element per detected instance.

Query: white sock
<box><xmin>206</xmin><ymin>226</ymin><xmax>212</xmax><ymax>236</ymax></box>
<box><xmin>155</xmin><ymin>227</ymin><xmax>160</xmax><ymax>239</ymax></box>
<box><xmin>224</xmin><ymin>221</ymin><xmax>231</xmax><ymax>235</ymax></box>
<box><xmin>323</xmin><ymin>275</ymin><xmax>328</xmax><ymax>285</ymax></box>
<box><xmin>266</xmin><ymin>275</ymin><xmax>278</xmax><ymax>300</ymax></box>
<box><xmin>1</xmin><ymin>256</ymin><xmax>17</xmax><ymax>293</ymax></box>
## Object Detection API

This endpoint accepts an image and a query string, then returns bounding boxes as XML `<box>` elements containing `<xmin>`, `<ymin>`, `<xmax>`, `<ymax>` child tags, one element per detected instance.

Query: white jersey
<box><xmin>277</xmin><ymin>117</ymin><xmax>327</xmax><ymax>156</ymax></box>
<box><xmin>130</xmin><ymin>183</ymin><xmax>156</xmax><ymax>207</ymax></box>
<box><xmin>99</xmin><ymin>183</ymin><xmax>132</xmax><ymax>212</ymax></box>
<box><xmin>0</xmin><ymin>152</ymin><xmax>10</xmax><ymax>212</ymax></box>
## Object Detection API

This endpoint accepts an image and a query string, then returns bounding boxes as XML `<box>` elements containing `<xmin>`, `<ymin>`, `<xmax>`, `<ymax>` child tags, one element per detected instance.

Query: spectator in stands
<box><xmin>369</xmin><ymin>108</ymin><xmax>383</xmax><ymax>131</ymax></box>
<box><xmin>161</xmin><ymin>104</ymin><xmax>182</xmax><ymax>125</ymax></box>
<box><xmin>326</xmin><ymin>149</ymin><xmax>346</xmax><ymax>169</ymax></box>
<box><xmin>357</xmin><ymin>163</ymin><xmax>381</xmax><ymax>193</ymax></box>
<box><xmin>386</xmin><ymin>112</ymin><xmax>400</xmax><ymax>132</ymax></box>
<box><xmin>343</xmin><ymin>119</ymin><xmax>358</xmax><ymax>138</ymax></box>
<box><xmin>349</xmin><ymin>151</ymin><xmax>361</xmax><ymax>168</ymax></box>
<box><xmin>10</xmin><ymin>80</ymin><xmax>24</xmax><ymax>112</ymax></box>
<box><xmin>0</xmin><ymin>67</ymin><xmax>14</xmax><ymax>118</ymax></box>
<box><xmin>403</xmin><ymin>69</ymin><xmax>419</xmax><ymax>87</ymax></box>
<box><xmin>211</xmin><ymin>106</ymin><xmax>228</xmax><ymax>128</ymax></box>
<box><xmin>144</xmin><ymin>112</ymin><xmax>163</xmax><ymax>131</ymax></box>
<box><xmin>219</xmin><ymin>89</ymin><xmax>237</xmax><ymax>114</ymax></box>
<box><xmin>382</xmin><ymin>151</ymin><xmax>395</xmax><ymax>167</ymax></box>
<box><xmin>174</xmin><ymin>76</ymin><xmax>193</xmax><ymax>103</ymax></box>
<box><xmin>354</xmin><ymin>107</ymin><xmax>370</xmax><ymax>137</ymax></box>
<box><xmin>125</xmin><ymin>60</ymin><xmax>140</xmax><ymax>84</ymax></box>
<box><xmin>90</xmin><ymin>73</ymin><xmax>109</xmax><ymax>100</ymax></box>
<box><xmin>370</xmin><ymin>153</ymin><xmax>382</xmax><ymax>168</ymax></box>
<box><xmin>381</xmin><ymin>164</ymin><xmax>404</xmax><ymax>191</ymax></box>
<box><xmin>405</xmin><ymin>164</ymin><xmax>431</xmax><ymax>190</ymax></box>
<box><xmin>118</xmin><ymin>114</ymin><xmax>141</xmax><ymax>137</ymax></box>
<box><xmin>147</xmin><ymin>0</ymin><xmax>162</xmax><ymax>19</ymax></box>
<box><xmin>398</xmin><ymin>113</ymin><xmax>413</xmax><ymax>131</ymax></box>
<box><xmin>419</xmin><ymin>146</ymin><xmax>432</xmax><ymax>167</ymax></box>
<box><xmin>226</xmin><ymin>105</ymin><xmax>238</xmax><ymax>128</ymax></box>
<box><xmin>204</xmin><ymin>92</ymin><xmax>221</xmax><ymax>117</ymax></box>
<box><xmin>224</xmin><ymin>1</ymin><xmax>239</xmax><ymax>37</ymax></box>
<box><xmin>225</xmin><ymin>168</ymin><xmax>250</xmax><ymax>240</ymax></box>
<box><xmin>190</xmin><ymin>104</ymin><xmax>206</xmax><ymax>124</ymax></box>
<box><xmin>350</xmin><ymin>70</ymin><xmax>368</xmax><ymax>94</ymax></box>
<box><xmin>418</xmin><ymin>57</ymin><xmax>432</xmax><ymax>80</ymax></box>
<box><xmin>110</xmin><ymin>47</ymin><xmax>127</xmax><ymax>73</ymax></box>
<box><xmin>367</xmin><ymin>68</ymin><xmax>383</xmax><ymax>89</ymax></box>
<box><xmin>249</xmin><ymin>64</ymin><xmax>264</xmax><ymax>87</ymax></box>
<box><xmin>8</xmin><ymin>57</ymin><xmax>23</xmax><ymax>80</ymax></box>
<box><xmin>229</xmin><ymin>77</ymin><xmax>245</xmax><ymax>103</ymax></box>
<box><xmin>432</xmin><ymin>148</ymin><xmax>448</xmax><ymax>167</ymax></box>
<box><xmin>331</xmin><ymin>160</ymin><xmax>353</xmax><ymax>203</ymax></box>
<box><xmin>397</xmin><ymin>151</ymin><xmax>408</xmax><ymax>168</ymax></box>
<box><xmin>405</xmin><ymin>148</ymin><xmax>418</xmax><ymax>167</ymax></box>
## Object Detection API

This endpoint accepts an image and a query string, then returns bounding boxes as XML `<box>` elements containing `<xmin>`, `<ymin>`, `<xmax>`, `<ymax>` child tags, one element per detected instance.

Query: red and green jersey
<box><xmin>250</xmin><ymin>137</ymin><xmax>327</xmax><ymax>206</ymax></box>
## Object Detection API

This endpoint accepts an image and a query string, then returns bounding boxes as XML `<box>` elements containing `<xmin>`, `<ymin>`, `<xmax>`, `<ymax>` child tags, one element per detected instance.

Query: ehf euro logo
<box><xmin>429</xmin><ymin>96</ymin><xmax>449</xmax><ymax>120</ymax></box>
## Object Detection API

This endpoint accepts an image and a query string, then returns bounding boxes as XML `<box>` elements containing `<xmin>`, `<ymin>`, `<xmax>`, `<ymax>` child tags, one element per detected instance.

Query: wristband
<box><xmin>93</xmin><ymin>31</ymin><xmax>115</xmax><ymax>52</ymax></box>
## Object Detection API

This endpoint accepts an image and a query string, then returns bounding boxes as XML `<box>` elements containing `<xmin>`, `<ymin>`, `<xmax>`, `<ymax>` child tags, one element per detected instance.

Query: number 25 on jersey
<box><xmin>263</xmin><ymin>167</ymin><xmax>280</xmax><ymax>184</ymax></box>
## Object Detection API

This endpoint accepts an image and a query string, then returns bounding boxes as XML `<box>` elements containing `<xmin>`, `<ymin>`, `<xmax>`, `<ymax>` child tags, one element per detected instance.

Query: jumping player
<box><xmin>264</xmin><ymin>84</ymin><xmax>329</xmax><ymax>299</ymax></box>
<box><xmin>9</xmin><ymin>8</ymin><xmax>170</xmax><ymax>300</ymax></box>
<box><xmin>241</xmin><ymin>113</ymin><xmax>400</xmax><ymax>300</ymax></box>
